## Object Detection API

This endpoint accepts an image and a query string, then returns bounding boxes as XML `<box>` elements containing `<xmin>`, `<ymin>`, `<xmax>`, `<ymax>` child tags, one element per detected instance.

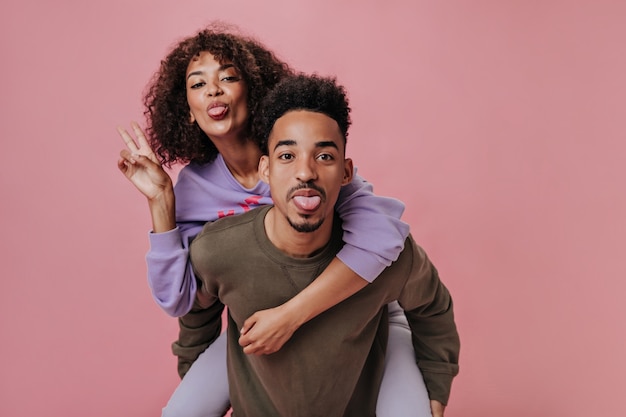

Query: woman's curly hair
<box><xmin>254</xmin><ymin>74</ymin><xmax>352</xmax><ymax>155</ymax></box>
<box><xmin>143</xmin><ymin>23</ymin><xmax>293</xmax><ymax>166</ymax></box>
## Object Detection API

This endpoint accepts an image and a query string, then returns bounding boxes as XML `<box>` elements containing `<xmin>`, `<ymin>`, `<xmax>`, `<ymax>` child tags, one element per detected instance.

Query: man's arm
<box><xmin>398</xmin><ymin>236</ymin><xmax>460</xmax><ymax>406</ymax></box>
<box><xmin>171</xmin><ymin>297</ymin><xmax>225</xmax><ymax>378</ymax></box>
<box><xmin>430</xmin><ymin>400</ymin><xmax>446</xmax><ymax>417</ymax></box>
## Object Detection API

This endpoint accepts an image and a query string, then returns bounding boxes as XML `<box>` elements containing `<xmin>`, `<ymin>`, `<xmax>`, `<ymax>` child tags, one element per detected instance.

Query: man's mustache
<box><xmin>287</xmin><ymin>183</ymin><xmax>326</xmax><ymax>201</ymax></box>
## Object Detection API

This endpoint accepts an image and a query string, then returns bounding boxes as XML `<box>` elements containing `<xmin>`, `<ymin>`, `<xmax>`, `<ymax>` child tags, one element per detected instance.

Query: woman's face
<box><xmin>186</xmin><ymin>51</ymin><xmax>249</xmax><ymax>142</ymax></box>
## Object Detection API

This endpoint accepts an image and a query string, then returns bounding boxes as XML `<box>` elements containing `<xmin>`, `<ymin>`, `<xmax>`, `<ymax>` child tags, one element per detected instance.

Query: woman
<box><xmin>118</xmin><ymin>24</ymin><xmax>432</xmax><ymax>417</ymax></box>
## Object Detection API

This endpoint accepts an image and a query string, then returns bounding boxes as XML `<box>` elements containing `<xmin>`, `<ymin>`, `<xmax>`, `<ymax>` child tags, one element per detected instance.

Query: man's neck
<box><xmin>264</xmin><ymin>207</ymin><xmax>334</xmax><ymax>258</ymax></box>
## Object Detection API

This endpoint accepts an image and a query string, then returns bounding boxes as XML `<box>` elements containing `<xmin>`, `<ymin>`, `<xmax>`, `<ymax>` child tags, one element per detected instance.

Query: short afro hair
<box><xmin>253</xmin><ymin>74</ymin><xmax>351</xmax><ymax>154</ymax></box>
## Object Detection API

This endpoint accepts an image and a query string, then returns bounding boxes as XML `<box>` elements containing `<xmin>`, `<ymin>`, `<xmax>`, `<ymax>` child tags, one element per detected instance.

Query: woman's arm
<box><xmin>239</xmin><ymin>173</ymin><xmax>410</xmax><ymax>354</ymax></box>
<box><xmin>333</xmin><ymin>173</ymin><xmax>410</xmax><ymax>279</ymax></box>
<box><xmin>239</xmin><ymin>258</ymin><xmax>366</xmax><ymax>354</ymax></box>
<box><xmin>145</xmin><ymin>225</ymin><xmax>201</xmax><ymax>317</ymax></box>
<box><xmin>118</xmin><ymin>122</ymin><xmax>202</xmax><ymax>317</ymax></box>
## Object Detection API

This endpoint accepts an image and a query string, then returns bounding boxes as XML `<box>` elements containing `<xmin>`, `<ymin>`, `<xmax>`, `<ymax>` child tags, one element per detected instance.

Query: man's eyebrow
<box><xmin>187</xmin><ymin>64</ymin><xmax>236</xmax><ymax>80</ymax></box>
<box><xmin>273</xmin><ymin>139</ymin><xmax>297</xmax><ymax>151</ymax></box>
<box><xmin>273</xmin><ymin>140</ymin><xmax>339</xmax><ymax>151</ymax></box>
<box><xmin>315</xmin><ymin>141</ymin><xmax>338</xmax><ymax>150</ymax></box>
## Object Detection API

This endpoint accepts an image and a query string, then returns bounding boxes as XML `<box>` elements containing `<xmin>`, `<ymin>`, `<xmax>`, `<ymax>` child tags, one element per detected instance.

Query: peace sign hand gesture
<box><xmin>117</xmin><ymin>121</ymin><xmax>176</xmax><ymax>232</ymax></box>
<box><xmin>117</xmin><ymin>121</ymin><xmax>173</xmax><ymax>201</ymax></box>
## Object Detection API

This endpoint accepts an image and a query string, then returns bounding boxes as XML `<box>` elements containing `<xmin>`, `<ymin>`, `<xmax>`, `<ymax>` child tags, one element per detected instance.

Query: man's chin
<box><xmin>288</xmin><ymin>218</ymin><xmax>324</xmax><ymax>233</ymax></box>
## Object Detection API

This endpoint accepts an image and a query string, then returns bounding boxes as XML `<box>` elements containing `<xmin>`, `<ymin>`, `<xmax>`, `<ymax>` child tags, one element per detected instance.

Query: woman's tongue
<box><xmin>293</xmin><ymin>195</ymin><xmax>321</xmax><ymax>211</ymax></box>
<box><xmin>208</xmin><ymin>105</ymin><xmax>228</xmax><ymax>119</ymax></box>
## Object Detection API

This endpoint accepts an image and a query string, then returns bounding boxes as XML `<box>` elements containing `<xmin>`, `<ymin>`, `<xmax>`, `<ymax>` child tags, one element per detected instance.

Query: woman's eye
<box><xmin>190</xmin><ymin>81</ymin><xmax>205</xmax><ymax>89</ymax></box>
<box><xmin>221</xmin><ymin>75</ymin><xmax>240</xmax><ymax>82</ymax></box>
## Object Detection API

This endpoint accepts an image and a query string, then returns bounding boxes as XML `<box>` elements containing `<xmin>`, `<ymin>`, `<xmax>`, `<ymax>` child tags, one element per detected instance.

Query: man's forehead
<box><xmin>268</xmin><ymin>110</ymin><xmax>344</xmax><ymax>151</ymax></box>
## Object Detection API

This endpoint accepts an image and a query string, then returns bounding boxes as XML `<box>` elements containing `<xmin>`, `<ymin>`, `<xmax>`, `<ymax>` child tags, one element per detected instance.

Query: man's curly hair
<box><xmin>254</xmin><ymin>74</ymin><xmax>352</xmax><ymax>155</ymax></box>
<box><xmin>143</xmin><ymin>23</ymin><xmax>293</xmax><ymax>166</ymax></box>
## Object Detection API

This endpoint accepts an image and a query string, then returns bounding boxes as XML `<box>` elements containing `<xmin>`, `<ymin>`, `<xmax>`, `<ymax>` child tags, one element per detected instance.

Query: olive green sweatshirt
<box><xmin>175</xmin><ymin>206</ymin><xmax>459</xmax><ymax>416</ymax></box>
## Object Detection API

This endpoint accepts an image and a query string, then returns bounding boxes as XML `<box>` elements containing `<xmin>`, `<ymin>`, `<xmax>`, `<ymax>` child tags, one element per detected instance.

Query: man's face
<box><xmin>259</xmin><ymin>110</ymin><xmax>353</xmax><ymax>234</ymax></box>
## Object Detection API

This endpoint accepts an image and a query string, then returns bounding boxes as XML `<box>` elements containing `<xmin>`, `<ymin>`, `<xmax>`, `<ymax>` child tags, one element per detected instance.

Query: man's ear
<box><xmin>258</xmin><ymin>155</ymin><xmax>270</xmax><ymax>184</ymax></box>
<box><xmin>342</xmin><ymin>158</ymin><xmax>354</xmax><ymax>186</ymax></box>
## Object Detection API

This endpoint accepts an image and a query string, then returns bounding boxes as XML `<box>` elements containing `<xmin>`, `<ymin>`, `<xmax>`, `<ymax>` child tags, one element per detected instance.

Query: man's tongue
<box><xmin>293</xmin><ymin>195</ymin><xmax>321</xmax><ymax>211</ymax></box>
<box><xmin>208</xmin><ymin>106</ymin><xmax>227</xmax><ymax>118</ymax></box>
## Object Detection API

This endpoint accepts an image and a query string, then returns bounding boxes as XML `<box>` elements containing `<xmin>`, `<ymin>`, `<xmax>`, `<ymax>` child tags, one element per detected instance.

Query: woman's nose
<box><xmin>207</xmin><ymin>81</ymin><xmax>223</xmax><ymax>97</ymax></box>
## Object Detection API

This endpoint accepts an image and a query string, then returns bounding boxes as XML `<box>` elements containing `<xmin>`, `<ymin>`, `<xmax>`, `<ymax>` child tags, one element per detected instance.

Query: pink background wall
<box><xmin>1</xmin><ymin>1</ymin><xmax>624</xmax><ymax>416</ymax></box>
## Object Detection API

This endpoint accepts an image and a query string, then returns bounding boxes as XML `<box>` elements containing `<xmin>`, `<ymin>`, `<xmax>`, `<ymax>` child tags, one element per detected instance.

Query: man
<box><xmin>182</xmin><ymin>74</ymin><xmax>459</xmax><ymax>416</ymax></box>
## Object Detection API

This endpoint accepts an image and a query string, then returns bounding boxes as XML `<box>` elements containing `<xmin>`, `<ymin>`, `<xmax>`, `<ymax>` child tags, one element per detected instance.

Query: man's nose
<box><xmin>295</xmin><ymin>158</ymin><xmax>318</xmax><ymax>182</ymax></box>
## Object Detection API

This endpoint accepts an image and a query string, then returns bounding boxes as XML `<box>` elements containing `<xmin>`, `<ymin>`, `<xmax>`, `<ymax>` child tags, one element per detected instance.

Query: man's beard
<box><xmin>287</xmin><ymin>215</ymin><xmax>325</xmax><ymax>233</ymax></box>
<box><xmin>285</xmin><ymin>182</ymin><xmax>327</xmax><ymax>233</ymax></box>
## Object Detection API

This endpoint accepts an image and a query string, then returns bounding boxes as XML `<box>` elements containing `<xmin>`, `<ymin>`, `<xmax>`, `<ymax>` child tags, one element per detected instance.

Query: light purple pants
<box><xmin>162</xmin><ymin>301</ymin><xmax>432</xmax><ymax>417</ymax></box>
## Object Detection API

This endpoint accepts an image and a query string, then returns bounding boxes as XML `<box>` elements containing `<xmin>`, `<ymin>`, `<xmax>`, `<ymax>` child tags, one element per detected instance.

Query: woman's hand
<box><xmin>238</xmin><ymin>304</ymin><xmax>302</xmax><ymax>355</ymax></box>
<box><xmin>117</xmin><ymin>121</ymin><xmax>172</xmax><ymax>200</ymax></box>
<box><xmin>117</xmin><ymin>121</ymin><xmax>176</xmax><ymax>232</ymax></box>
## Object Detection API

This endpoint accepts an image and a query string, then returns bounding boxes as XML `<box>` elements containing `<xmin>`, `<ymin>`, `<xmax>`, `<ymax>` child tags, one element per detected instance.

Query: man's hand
<box><xmin>430</xmin><ymin>400</ymin><xmax>445</xmax><ymax>417</ymax></box>
<box><xmin>238</xmin><ymin>304</ymin><xmax>301</xmax><ymax>355</ymax></box>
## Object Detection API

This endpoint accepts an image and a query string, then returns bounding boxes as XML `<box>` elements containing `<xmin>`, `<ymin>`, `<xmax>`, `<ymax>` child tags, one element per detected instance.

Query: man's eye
<box><xmin>278</xmin><ymin>154</ymin><xmax>293</xmax><ymax>160</ymax></box>
<box><xmin>318</xmin><ymin>153</ymin><xmax>334</xmax><ymax>161</ymax></box>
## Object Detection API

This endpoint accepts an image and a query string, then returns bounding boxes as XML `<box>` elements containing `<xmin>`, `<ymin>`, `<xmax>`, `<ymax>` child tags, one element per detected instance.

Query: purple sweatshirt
<box><xmin>147</xmin><ymin>154</ymin><xmax>410</xmax><ymax>317</ymax></box>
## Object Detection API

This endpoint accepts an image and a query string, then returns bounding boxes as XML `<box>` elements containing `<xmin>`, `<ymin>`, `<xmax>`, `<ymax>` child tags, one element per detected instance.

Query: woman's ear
<box><xmin>189</xmin><ymin>111</ymin><xmax>196</xmax><ymax>124</ymax></box>
<box><xmin>342</xmin><ymin>158</ymin><xmax>354</xmax><ymax>186</ymax></box>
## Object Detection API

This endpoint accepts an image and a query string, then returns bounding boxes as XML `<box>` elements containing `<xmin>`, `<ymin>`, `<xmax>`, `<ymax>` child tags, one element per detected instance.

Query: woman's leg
<box><xmin>162</xmin><ymin>332</ymin><xmax>231</xmax><ymax>417</ymax></box>
<box><xmin>376</xmin><ymin>301</ymin><xmax>432</xmax><ymax>417</ymax></box>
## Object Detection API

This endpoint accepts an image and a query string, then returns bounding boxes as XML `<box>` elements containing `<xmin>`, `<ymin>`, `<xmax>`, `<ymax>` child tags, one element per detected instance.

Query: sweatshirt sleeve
<box><xmin>334</xmin><ymin>173</ymin><xmax>410</xmax><ymax>282</ymax></box>
<box><xmin>398</xmin><ymin>236</ymin><xmax>460</xmax><ymax>405</ymax></box>
<box><xmin>145</xmin><ymin>222</ymin><xmax>204</xmax><ymax>317</ymax></box>
<box><xmin>171</xmin><ymin>298</ymin><xmax>225</xmax><ymax>378</ymax></box>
